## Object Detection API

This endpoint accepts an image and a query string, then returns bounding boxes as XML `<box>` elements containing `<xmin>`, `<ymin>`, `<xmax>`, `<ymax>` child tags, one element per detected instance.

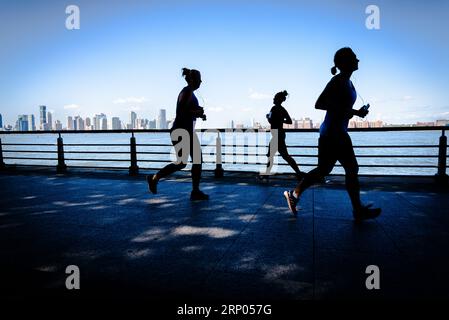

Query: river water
<box><xmin>1</xmin><ymin>130</ymin><xmax>445</xmax><ymax>176</ymax></box>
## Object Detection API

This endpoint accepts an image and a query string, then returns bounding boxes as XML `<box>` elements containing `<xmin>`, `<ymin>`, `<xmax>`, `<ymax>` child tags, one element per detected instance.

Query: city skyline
<box><xmin>1</xmin><ymin>107</ymin><xmax>448</xmax><ymax>132</ymax></box>
<box><xmin>1</xmin><ymin>1</ymin><xmax>448</xmax><ymax>129</ymax></box>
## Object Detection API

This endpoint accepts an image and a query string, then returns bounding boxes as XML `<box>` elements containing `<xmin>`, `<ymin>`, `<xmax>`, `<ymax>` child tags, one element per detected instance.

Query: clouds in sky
<box><xmin>248</xmin><ymin>89</ymin><xmax>271</xmax><ymax>101</ymax></box>
<box><xmin>112</xmin><ymin>97</ymin><xmax>147</xmax><ymax>104</ymax></box>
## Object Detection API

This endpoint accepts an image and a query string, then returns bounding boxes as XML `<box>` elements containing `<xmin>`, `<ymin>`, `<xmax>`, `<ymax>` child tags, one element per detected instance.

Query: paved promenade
<box><xmin>1</xmin><ymin>168</ymin><xmax>448</xmax><ymax>300</ymax></box>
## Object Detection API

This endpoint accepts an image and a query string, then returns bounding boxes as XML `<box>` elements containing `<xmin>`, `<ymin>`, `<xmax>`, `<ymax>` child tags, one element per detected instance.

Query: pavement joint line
<box><xmin>312</xmin><ymin>185</ymin><xmax>316</xmax><ymax>300</ymax></box>
<box><xmin>200</xmin><ymin>186</ymin><xmax>275</xmax><ymax>289</ymax></box>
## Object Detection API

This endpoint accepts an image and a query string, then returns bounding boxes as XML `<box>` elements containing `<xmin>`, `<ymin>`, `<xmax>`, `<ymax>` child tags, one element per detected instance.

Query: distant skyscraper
<box><xmin>67</xmin><ymin>116</ymin><xmax>74</xmax><ymax>130</ymax></box>
<box><xmin>157</xmin><ymin>109</ymin><xmax>167</xmax><ymax>129</ymax></box>
<box><xmin>28</xmin><ymin>115</ymin><xmax>36</xmax><ymax>131</ymax></box>
<box><xmin>101</xmin><ymin>117</ymin><xmax>108</xmax><ymax>130</ymax></box>
<box><xmin>39</xmin><ymin>105</ymin><xmax>47</xmax><ymax>130</ymax></box>
<box><xmin>112</xmin><ymin>117</ymin><xmax>121</xmax><ymax>130</ymax></box>
<box><xmin>47</xmin><ymin>112</ymin><xmax>53</xmax><ymax>130</ymax></box>
<box><xmin>75</xmin><ymin>116</ymin><xmax>84</xmax><ymax>130</ymax></box>
<box><xmin>85</xmin><ymin>117</ymin><xmax>91</xmax><ymax>128</ymax></box>
<box><xmin>55</xmin><ymin>120</ymin><xmax>63</xmax><ymax>131</ymax></box>
<box><xmin>149</xmin><ymin>119</ymin><xmax>156</xmax><ymax>129</ymax></box>
<box><xmin>94</xmin><ymin>113</ymin><xmax>107</xmax><ymax>130</ymax></box>
<box><xmin>16</xmin><ymin>115</ymin><xmax>29</xmax><ymax>131</ymax></box>
<box><xmin>130</xmin><ymin>111</ymin><xmax>137</xmax><ymax>129</ymax></box>
<box><xmin>0</xmin><ymin>113</ymin><xmax>3</xmax><ymax>129</ymax></box>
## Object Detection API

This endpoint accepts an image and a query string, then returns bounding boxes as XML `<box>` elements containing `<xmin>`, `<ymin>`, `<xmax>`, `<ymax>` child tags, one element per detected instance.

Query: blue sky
<box><xmin>0</xmin><ymin>0</ymin><xmax>448</xmax><ymax>128</ymax></box>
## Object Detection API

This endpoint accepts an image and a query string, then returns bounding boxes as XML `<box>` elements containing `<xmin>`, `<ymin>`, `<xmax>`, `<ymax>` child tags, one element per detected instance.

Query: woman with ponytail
<box><xmin>284</xmin><ymin>47</ymin><xmax>381</xmax><ymax>220</ymax></box>
<box><xmin>146</xmin><ymin>68</ymin><xmax>209</xmax><ymax>201</ymax></box>
<box><xmin>262</xmin><ymin>90</ymin><xmax>304</xmax><ymax>179</ymax></box>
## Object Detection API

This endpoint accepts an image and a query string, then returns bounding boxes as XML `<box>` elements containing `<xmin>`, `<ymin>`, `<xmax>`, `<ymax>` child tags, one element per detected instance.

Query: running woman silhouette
<box><xmin>284</xmin><ymin>47</ymin><xmax>381</xmax><ymax>220</ymax></box>
<box><xmin>262</xmin><ymin>90</ymin><xmax>304</xmax><ymax>180</ymax></box>
<box><xmin>147</xmin><ymin>68</ymin><xmax>209</xmax><ymax>201</ymax></box>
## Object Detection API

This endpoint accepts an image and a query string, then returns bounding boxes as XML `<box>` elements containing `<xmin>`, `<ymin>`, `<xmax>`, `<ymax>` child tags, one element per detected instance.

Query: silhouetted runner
<box><xmin>261</xmin><ymin>90</ymin><xmax>304</xmax><ymax>180</ymax></box>
<box><xmin>147</xmin><ymin>68</ymin><xmax>209</xmax><ymax>201</ymax></box>
<box><xmin>284</xmin><ymin>47</ymin><xmax>381</xmax><ymax>220</ymax></box>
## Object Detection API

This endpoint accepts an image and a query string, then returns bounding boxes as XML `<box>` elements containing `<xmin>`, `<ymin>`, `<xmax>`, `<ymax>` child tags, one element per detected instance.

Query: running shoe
<box><xmin>146</xmin><ymin>174</ymin><xmax>158</xmax><ymax>194</ymax></box>
<box><xmin>190</xmin><ymin>190</ymin><xmax>209</xmax><ymax>201</ymax></box>
<box><xmin>353</xmin><ymin>204</ymin><xmax>382</xmax><ymax>222</ymax></box>
<box><xmin>284</xmin><ymin>190</ymin><xmax>298</xmax><ymax>215</ymax></box>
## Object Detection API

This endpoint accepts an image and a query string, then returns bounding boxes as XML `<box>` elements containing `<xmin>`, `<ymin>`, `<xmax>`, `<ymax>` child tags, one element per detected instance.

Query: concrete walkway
<box><xmin>1</xmin><ymin>169</ymin><xmax>448</xmax><ymax>300</ymax></box>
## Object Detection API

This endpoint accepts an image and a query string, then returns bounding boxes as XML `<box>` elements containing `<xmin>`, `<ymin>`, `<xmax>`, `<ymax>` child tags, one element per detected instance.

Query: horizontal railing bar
<box><xmin>136</xmin><ymin>159</ymin><xmax>174</xmax><ymax>163</ymax></box>
<box><xmin>219</xmin><ymin>144</ymin><xmax>440</xmax><ymax>148</ymax></box>
<box><xmin>4</xmin><ymin>157</ymin><xmax>57</xmax><ymax>160</ymax></box>
<box><xmin>3</xmin><ymin>150</ymin><xmax>57</xmax><ymax>153</ymax></box>
<box><xmin>0</xmin><ymin>126</ymin><xmax>446</xmax><ymax>134</ymax></box>
<box><xmin>65</xmin><ymin>151</ymin><xmax>129</xmax><ymax>154</ymax></box>
<box><xmin>65</xmin><ymin>158</ymin><xmax>130</xmax><ymax>162</ymax></box>
<box><xmin>137</xmin><ymin>144</ymin><xmax>174</xmax><ymax>147</ymax></box>
<box><xmin>136</xmin><ymin>151</ymin><xmax>174</xmax><ymax>155</ymax></box>
<box><xmin>1</xmin><ymin>151</ymin><xmax>440</xmax><ymax>157</ymax></box>
<box><xmin>1</xmin><ymin>143</ymin><xmax>56</xmax><ymax>146</ymax></box>
<box><xmin>206</xmin><ymin>153</ymin><xmax>439</xmax><ymax>158</ymax></box>
<box><xmin>1</xmin><ymin>143</ymin><xmax>442</xmax><ymax>148</ymax></box>
<box><xmin>2</xmin><ymin>151</ymin><xmax>438</xmax><ymax>158</ymax></box>
<box><xmin>64</xmin><ymin>144</ymin><xmax>129</xmax><ymax>146</ymax></box>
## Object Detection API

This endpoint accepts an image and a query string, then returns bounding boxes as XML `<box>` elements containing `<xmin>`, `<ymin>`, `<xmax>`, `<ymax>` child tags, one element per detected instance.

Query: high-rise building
<box><xmin>67</xmin><ymin>116</ymin><xmax>74</xmax><ymax>130</ymax></box>
<box><xmin>101</xmin><ymin>117</ymin><xmax>108</xmax><ymax>130</ymax></box>
<box><xmin>93</xmin><ymin>115</ymin><xmax>99</xmax><ymax>130</ymax></box>
<box><xmin>74</xmin><ymin>116</ymin><xmax>84</xmax><ymax>130</ymax></box>
<box><xmin>130</xmin><ymin>111</ymin><xmax>137</xmax><ymax>129</ymax></box>
<box><xmin>47</xmin><ymin>112</ymin><xmax>53</xmax><ymax>130</ymax></box>
<box><xmin>28</xmin><ymin>115</ymin><xmax>36</xmax><ymax>131</ymax></box>
<box><xmin>93</xmin><ymin>113</ymin><xmax>107</xmax><ymax>130</ymax></box>
<box><xmin>39</xmin><ymin>105</ymin><xmax>47</xmax><ymax>130</ymax></box>
<box><xmin>55</xmin><ymin>120</ymin><xmax>63</xmax><ymax>131</ymax></box>
<box><xmin>297</xmin><ymin>117</ymin><xmax>313</xmax><ymax>129</ymax></box>
<box><xmin>85</xmin><ymin>117</ymin><xmax>91</xmax><ymax>128</ymax></box>
<box><xmin>369</xmin><ymin>120</ymin><xmax>383</xmax><ymax>128</ymax></box>
<box><xmin>0</xmin><ymin>113</ymin><xmax>3</xmax><ymax>129</ymax></box>
<box><xmin>157</xmin><ymin>109</ymin><xmax>167</xmax><ymax>129</ymax></box>
<box><xmin>16</xmin><ymin>115</ymin><xmax>29</xmax><ymax>131</ymax></box>
<box><xmin>149</xmin><ymin>119</ymin><xmax>156</xmax><ymax>129</ymax></box>
<box><xmin>112</xmin><ymin>117</ymin><xmax>121</xmax><ymax>130</ymax></box>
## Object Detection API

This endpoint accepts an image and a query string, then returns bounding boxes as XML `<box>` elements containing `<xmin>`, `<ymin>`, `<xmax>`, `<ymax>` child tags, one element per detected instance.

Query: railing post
<box><xmin>0</xmin><ymin>138</ymin><xmax>5</xmax><ymax>169</ymax></box>
<box><xmin>214</xmin><ymin>131</ymin><xmax>224</xmax><ymax>178</ymax></box>
<box><xmin>56</xmin><ymin>133</ymin><xmax>67</xmax><ymax>173</ymax></box>
<box><xmin>129</xmin><ymin>132</ymin><xmax>139</xmax><ymax>175</ymax></box>
<box><xmin>435</xmin><ymin>128</ymin><xmax>448</xmax><ymax>184</ymax></box>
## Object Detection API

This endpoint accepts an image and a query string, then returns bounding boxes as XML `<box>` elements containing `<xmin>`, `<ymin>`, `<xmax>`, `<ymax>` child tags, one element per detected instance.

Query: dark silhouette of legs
<box><xmin>148</xmin><ymin>130</ymin><xmax>206</xmax><ymax>199</ymax></box>
<box><xmin>190</xmin><ymin>132</ymin><xmax>202</xmax><ymax>192</ymax></box>
<box><xmin>278</xmin><ymin>145</ymin><xmax>302</xmax><ymax>177</ymax></box>
<box><xmin>264</xmin><ymin>132</ymin><xmax>302</xmax><ymax>177</ymax></box>
<box><xmin>294</xmin><ymin>135</ymin><xmax>336</xmax><ymax>196</ymax></box>
<box><xmin>337</xmin><ymin>135</ymin><xmax>362</xmax><ymax>210</ymax></box>
<box><xmin>288</xmin><ymin>133</ymin><xmax>380</xmax><ymax>219</ymax></box>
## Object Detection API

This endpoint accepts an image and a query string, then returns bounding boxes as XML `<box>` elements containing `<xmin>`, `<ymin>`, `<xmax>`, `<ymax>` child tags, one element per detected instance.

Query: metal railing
<box><xmin>0</xmin><ymin>127</ymin><xmax>447</xmax><ymax>183</ymax></box>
